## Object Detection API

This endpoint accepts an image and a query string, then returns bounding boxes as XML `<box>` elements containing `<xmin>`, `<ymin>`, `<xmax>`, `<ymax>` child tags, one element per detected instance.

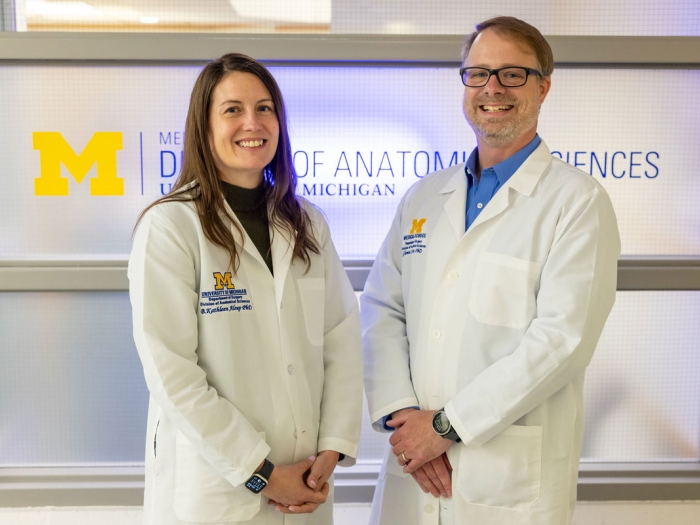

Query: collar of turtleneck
<box><xmin>221</xmin><ymin>180</ymin><xmax>267</xmax><ymax>212</ymax></box>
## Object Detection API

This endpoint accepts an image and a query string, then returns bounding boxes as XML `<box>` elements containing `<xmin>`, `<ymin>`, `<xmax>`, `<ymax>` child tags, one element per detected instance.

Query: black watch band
<box><xmin>244</xmin><ymin>458</ymin><xmax>274</xmax><ymax>494</ymax></box>
<box><xmin>257</xmin><ymin>458</ymin><xmax>274</xmax><ymax>480</ymax></box>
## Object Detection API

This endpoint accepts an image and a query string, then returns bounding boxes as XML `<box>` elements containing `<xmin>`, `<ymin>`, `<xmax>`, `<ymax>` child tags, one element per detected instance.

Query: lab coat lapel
<box><xmin>438</xmin><ymin>166</ymin><xmax>467</xmax><ymax>241</ymax></box>
<box><xmin>467</xmin><ymin>141</ymin><xmax>553</xmax><ymax>231</ymax></box>
<box><xmin>468</xmin><ymin>182</ymin><xmax>512</xmax><ymax>231</ymax></box>
<box><xmin>269</xmin><ymin>224</ymin><xmax>293</xmax><ymax>312</ymax></box>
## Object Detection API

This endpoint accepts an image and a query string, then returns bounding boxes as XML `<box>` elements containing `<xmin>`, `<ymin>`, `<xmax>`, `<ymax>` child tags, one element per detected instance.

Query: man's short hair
<box><xmin>462</xmin><ymin>16</ymin><xmax>554</xmax><ymax>77</ymax></box>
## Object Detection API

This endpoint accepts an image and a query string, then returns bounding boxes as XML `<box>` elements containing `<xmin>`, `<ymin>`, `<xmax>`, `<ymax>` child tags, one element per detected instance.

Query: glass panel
<box><xmin>18</xmin><ymin>0</ymin><xmax>331</xmax><ymax>33</ymax></box>
<box><xmin>332</xmin><ymin>0</ymin><xmax>700</xmax><ymax>36</ymax></box>
<box><xmin>582</xmin><ymin>291</ymin><xmax>700</xmax><ymax>462</ymax></box>
<box><xmin>1</xmin><ymin>65</ymin><xmax>699</xmax><ymax>260</ymax></box>
<box><xmin>8</xmin><ymin>1</ymin><xmax>700</xmax><ymax>35</ymax></box>
<box><xmin>357</xmin><ymin>291</ymin><xmax>700</xmax><ymax>465</ymax></box>
<box><xmin>1</xmin><ymin>291</ymin><xmax>697</xmax><ymax>466</ymax></box>
<box><xmin>0</xmin><ymin>292</ymin><xmax>148</xmax><ymax>466</ymax></box>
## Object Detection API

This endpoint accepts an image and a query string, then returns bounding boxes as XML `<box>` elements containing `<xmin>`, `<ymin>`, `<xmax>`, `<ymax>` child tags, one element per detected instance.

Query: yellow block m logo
<box><xmin>33</xmin><ymin>132</ymin><xmax>124</xmax><ymax>196</ymax></box>
<box><xmin>213</xmin><ymin>272</ymin><xmax>235</xmax><ymax>290</ymax></box>
<box><xmin>410</xmin><ymin>218</ymin><xmax>427</xmax><ymax>234</ymax></box>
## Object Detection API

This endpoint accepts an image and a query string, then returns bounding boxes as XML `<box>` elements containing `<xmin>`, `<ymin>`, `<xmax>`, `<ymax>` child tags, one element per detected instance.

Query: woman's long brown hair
<box><xmin>135</xmin><ymin>53</ymin><xmax>319</xmax><ymax>272</ymax></box>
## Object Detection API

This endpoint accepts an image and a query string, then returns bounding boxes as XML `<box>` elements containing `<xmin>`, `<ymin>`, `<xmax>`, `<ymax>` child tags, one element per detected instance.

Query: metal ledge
<box><xmin>0</xmin><ymin>33</ymin><xmax>464</xmax><ymax>63</ymax></box>
<box><xmin>1</xmin><ymin>257</ymin><xmax>698</xmax><ymax>292</ymax></box>
<box><xmin>0</xmin><ymin>33</ymin><xmax>699</xmax><ymax>66</ymax></box>
<box><xmin>1</xmin><ymin>463</ymin><xmax>698</xmax><ymax>506</ymax></box>
<box><xmin>617</xmin><ymin>257</ymin><xmax>700</xmax><ymax>291</ymax></box>
<box><xmin>0</xmin><ymin>258</ymin><xmax>129</xmax><ymax>292</ymax></box>
<box><xmin>578</xmin><ymin>463</ymin><xmax>700</xmax><ymax>501</ymax></box>
<box><xmin>0</xmin><ymin>466</ymin><xmax>144</xmax><ymax>507</ymax></box>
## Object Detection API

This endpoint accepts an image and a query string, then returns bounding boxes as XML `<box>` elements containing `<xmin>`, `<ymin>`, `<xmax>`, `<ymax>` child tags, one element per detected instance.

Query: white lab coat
<box><xmin>129</xmin><ymin>182</ymin><xmax>363</xmax><ymax>525</ymax></box>
<box><xmin>361</xmin><ymin>141</ymin><xmax>620</xmax><ymax>525</ymax></box>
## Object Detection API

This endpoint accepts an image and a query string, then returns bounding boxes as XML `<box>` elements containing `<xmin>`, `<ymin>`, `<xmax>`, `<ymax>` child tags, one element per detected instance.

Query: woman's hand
<box><xmin>263</xmin><ymin>457</ymin><xmax>328</xmax><ymax>513</ymax></box>
<box><xmin>266</xmin><ymin>450</ymin><xmax>340</xmax><ymax>514</ymax></box>
<box><xmin>306</xmin><ymin>450</ymin><xmax>340</xmax><ymax>491</ymax></box>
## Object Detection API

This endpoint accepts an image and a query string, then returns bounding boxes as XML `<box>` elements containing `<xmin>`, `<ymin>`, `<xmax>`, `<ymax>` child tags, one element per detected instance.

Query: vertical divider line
<box><xmin>140</xmin><ymin>132</ymin><xmax>144</xmax><ymax>195</ymax></box>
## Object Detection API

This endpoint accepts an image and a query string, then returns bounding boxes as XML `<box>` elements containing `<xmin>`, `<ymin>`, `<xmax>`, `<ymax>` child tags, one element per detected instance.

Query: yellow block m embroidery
<box><xmin>410</xmin><ymin>218</ymin><xmax>427</xmax><ymax>234</ymax></box>
<box><xmin>33</xmin><ymin>132</ymin><xmax>124</xmax><ymax>196</ymax></box>
<box><xmin>213</xmin><ymin>272</ymin><xmax>235</xmax><ymax>290</ymax></box>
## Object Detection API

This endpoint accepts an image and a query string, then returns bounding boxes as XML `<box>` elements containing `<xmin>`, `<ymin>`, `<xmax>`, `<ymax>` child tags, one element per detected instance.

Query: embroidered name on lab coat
<box><xmin>199</xmin><ymin>272</ymin><xmax>253</xmax><ymax>314</ymax></box>
<box><xmin>402</xmin><ymin>218</ymin><xmax>428</xmax><ymax>257</ymax></box>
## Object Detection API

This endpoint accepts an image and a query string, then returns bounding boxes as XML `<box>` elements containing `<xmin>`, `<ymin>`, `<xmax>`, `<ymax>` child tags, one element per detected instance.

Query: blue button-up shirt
<box><xmin>465</xmin><ymin>135</ymin><xmax>541</xmax><ymax>231</ymax></box>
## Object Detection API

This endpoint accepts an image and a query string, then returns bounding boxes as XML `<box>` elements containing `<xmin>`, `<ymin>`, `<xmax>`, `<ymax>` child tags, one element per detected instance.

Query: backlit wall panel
<box><xmin>332</xmin><ymin>0</ymin><xmax>700</xmax><ymax>36</ymax></box>
<box><xmin>15</xmin><ymin>0</ymin><xmax>700</xmax><ymax>35</ymax></box>
<box><xmin>1</xmin><ymin>65</ymin><xmax>699</xmax><ymax>260</ymax></box>
<box><xmin>582</xmin><ymin>291</ymin><xmax>700</xmax><ymax>462</ymax></box>
<box><xmin>1</xmin><ymin>291</ymin><xmax>698</xmax><ymax>466</ymax></box>
<box><xmin>0</xmin><ymin>292</ymin><xmax>148</xmax><ymax>466</ymax></box>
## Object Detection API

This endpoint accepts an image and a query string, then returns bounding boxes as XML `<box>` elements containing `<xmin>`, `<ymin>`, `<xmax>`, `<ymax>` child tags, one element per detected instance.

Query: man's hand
<box><xmin>388</xmin><ymin>407</ymin><xmax>418</xmax><ymax>430</ymax></box>
<box><xmin>306</xmin><ymin>450</ymin><xmax>340</xmax><ymax>491</ymax></box>
<box><xmin>262</xmin><ymin>457</ymin><xmax>328</xmax><ymax>513</ymax></box>
<box><xmin>410</xmin><ymin>453</ymin><xmax>453</xmax><ymax>498</ymax></box>
<box><xmin>387</xmin><ymin>409</ymin><xmax>452</xmax><ymax>473</ymax></box>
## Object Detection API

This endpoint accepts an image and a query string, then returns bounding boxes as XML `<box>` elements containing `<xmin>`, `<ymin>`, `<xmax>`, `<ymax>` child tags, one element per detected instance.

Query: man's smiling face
<box><xmin>462</xmin><ymin>28</ymin><xmax>551</xmax><ymax>148</ymax></box>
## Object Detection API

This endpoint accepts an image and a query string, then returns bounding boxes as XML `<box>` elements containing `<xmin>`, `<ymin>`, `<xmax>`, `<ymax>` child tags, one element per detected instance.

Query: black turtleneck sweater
<box><xmin>221</xmin><ymin>181</ymin><xmax>274</xmax><ymax>275</ymax></box>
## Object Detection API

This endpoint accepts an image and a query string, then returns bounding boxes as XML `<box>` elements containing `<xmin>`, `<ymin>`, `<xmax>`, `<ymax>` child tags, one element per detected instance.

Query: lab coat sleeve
<box><xmin>129</xmin><ymin>209</ymin><xmax>270</xmax><ymax>487</ymax></box>
<box><xmin>310</xmin><ymin>209</ymin><xmax>362</xmax><ymax>467</ymax></box>
<box><xmin>313</xmin><ymin>211</ymin><xmax>364</xmax><ymax>467</ymax></box>
<box><xmin>445</xmin><ymin>185</ymin><xmax>621</xmax><ymax>447</ymax></box>
<box><xmin>361</xmin><ymin>192</ymin><xmax>421</xmax><ymax>432</ymax></box>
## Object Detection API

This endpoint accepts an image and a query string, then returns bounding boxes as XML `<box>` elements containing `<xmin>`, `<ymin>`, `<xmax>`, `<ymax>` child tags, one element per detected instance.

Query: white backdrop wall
<box><xmin>1</xmin><ymin>62</ymin><xmax>700</xmax><ymax>469</ymax></box>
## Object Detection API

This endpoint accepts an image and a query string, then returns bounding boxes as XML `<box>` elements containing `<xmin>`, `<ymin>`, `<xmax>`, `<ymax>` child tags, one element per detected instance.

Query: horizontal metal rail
<box><xmin>0</xmin><ymin>257</ymin><xmax>699</xmax><ymax>292</ymax></box>
<box><xmin>0</xmin><ymin>33</ymin><xmax>699</xmax><ymax>66</ymax></box>
<box><xmin>1</xmin><ymin>462</ymin><xmax>698</xmax><ymax>507</ymax></box>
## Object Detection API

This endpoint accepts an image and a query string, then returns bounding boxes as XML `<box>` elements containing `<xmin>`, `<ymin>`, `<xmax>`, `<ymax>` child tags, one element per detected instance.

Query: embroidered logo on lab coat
<box><xmin>402</xmin><ymin>218</ymin><xmax>428</xmax><ymax>257</ymax></box>
<box><xmin>199</xmin><ymin>272</ymin><xmax>253</xmax><ymax>314</ymax></box>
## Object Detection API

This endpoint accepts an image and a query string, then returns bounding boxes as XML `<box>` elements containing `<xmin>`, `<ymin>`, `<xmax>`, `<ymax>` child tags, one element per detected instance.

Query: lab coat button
<box><xmin>424</xmin><ymin>504</ymin><xmax>435</xmax><ymax>513</ymax></box>
<box><xmin>287</xmin><ymin>365</ymin><xmax>294</xmax><ymax>374</ymax></box>
<box><xmin>477</xmin><ymin>202</ymin><xmax>483</xmax><ymax>209</ymax></box>
<box><xmin>432</xmin><ymin>330</ymin><xmax>441</xmax><ymax>339</ymax></box>
<box><xmin>448</xmin><ymin>271</ymin><xmax>458</xmax><ymax>280</ymax></box>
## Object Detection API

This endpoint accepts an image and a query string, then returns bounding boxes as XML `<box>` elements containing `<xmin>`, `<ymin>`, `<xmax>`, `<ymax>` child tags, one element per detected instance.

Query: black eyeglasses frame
<box><xmin>459</xmin><ymin>66</ymin><xmax>543</xmax><ymax>88</ymax></box>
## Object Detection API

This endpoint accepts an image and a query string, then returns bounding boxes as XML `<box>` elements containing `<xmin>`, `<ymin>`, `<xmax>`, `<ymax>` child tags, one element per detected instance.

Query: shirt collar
<box><xmin>465</xmin><ymin>134</ymin><xmax>541</xmax><ymax>187</ymax></box>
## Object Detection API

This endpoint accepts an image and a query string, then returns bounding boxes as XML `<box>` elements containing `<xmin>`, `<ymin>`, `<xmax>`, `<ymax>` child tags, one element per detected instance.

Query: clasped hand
<box><xmin>387</xmin><ymin>408</ymin><xmax>453</xmax><ymax>498</ymax></box>
<box><xmin>264</xmin><ymin>450</ymin><xmax>339</xmax><ymax>514</ymax></box>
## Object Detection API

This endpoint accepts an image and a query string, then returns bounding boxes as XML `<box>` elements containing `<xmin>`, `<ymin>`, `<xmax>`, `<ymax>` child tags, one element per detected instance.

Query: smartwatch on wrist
<box><xmin>244</xmin><ymin>458</ymin><xmax>274</xmax><ymax>494</ymax></box>
<box><xmin>432</xmin><ymin>408</ymin><xmax>462</xmax><ymax>442</ymax></box>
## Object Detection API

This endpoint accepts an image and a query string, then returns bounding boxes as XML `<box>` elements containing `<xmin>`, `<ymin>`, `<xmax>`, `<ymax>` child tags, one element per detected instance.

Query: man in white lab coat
<box><xmin>361</xmin><ymin>16</ymin><xmax>621</xmax><ymax>525</ymax></box>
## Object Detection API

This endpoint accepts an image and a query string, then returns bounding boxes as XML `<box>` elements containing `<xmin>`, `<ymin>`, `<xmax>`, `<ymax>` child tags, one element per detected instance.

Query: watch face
<box><xmin>245</xmin><ymin>474</ymin><xmax>267</xmax><ymax>494</ymax></box>
<box><xmin>433</xmin><ymin>411</ymin><xmax>450</xmax><ymax>434</ymax></box>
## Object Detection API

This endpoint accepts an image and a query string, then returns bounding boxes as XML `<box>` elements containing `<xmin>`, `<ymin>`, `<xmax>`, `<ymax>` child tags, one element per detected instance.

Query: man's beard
<box><xmin>465</xmin><ymin>96</ymin><xmax>540</xmax><ymax>147</ymax></box>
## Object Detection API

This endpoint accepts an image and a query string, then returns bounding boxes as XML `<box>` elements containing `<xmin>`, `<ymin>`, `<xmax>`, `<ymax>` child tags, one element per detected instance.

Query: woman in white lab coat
<box><xmin>129</xmin><ymin>53</ymin><xmax>363</xmax><ymax>525</ymax></box>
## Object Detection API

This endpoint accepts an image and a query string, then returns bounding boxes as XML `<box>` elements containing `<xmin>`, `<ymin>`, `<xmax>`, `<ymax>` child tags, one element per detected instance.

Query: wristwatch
<box><xmin>432</xmin><ymin>409</ymin><xmax>462</xmax><ymax>442</ymax></box>
<box><xmin>244</xmin><ymin>458</ymin><xmax>274</xmax><ymax>494</ymax></box>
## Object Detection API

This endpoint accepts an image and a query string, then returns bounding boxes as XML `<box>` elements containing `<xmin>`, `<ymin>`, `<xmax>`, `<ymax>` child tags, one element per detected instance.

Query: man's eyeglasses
<box><xmin>460</xmin><ymin>67</ymin><xmax>543</xmax><ymax>88</ymax></box>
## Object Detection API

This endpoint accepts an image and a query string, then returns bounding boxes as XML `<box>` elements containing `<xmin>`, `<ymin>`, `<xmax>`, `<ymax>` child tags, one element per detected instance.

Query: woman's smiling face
<box><xmin>208</xmin><ymin>71</ymin><xmax>280</xmax><ymax>188</ymax></box>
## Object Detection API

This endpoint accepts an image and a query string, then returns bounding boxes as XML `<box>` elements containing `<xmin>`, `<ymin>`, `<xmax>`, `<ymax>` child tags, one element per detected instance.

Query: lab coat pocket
<box><xmin>172</xmin><ymin>431</ymin><xmax>264</xmax><ymax>522</ymax></box>
<box><xmin>297</xmin><ymin>278</ymin><xmax>325</xmax><ymax>346</ymax></box>
<box><xmin>457</xmin><ymin>425</ymin><xmax>542</xmax><ymax>510</ymax></box>
<box><xmin>469</xmin><ymin>252</ymin><xmax>541</xmax><ymax>329</ymax></box>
